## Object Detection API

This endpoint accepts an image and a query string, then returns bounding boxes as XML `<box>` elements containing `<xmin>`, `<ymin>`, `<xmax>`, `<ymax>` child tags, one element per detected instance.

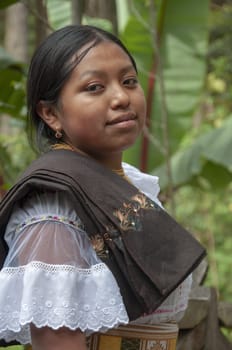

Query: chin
<box><xmin>122</xmin><ymin>135</ymin><xmax>141</xmax><ymax>150</ymax></box>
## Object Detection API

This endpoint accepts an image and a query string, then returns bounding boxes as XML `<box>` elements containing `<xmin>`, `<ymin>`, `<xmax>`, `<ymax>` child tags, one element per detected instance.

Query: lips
<box><xmin>106</xmin><ymin>113</ymin><xmax>136</xmax><ymax>125</ymax></box>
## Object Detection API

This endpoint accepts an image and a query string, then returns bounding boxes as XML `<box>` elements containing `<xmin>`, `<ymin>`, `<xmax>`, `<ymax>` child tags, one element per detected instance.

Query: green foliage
<box><xmin>206</xmin><ymin>3</ymin><xmax>232</xmax><ymax>140</ymax></box>
<box><xmin>0</xmin><ymin>47</ymin><xmax>26</xmax><ymax>119</ymax></box>
<box><xmin>47</xmin><ymin>1</ymin><xmax>114</xmax><ymax>32</ymax></box>
<box><xmin>0</xmin><ymin>347</ymin><xmax>23</xmax><ymax>350</ymax></box>
<box><xmin>0</xmin><ymin>47</ymin><xmax>29</xmax><ymax>187</ymax></box>
<box><xmin>0</xmin><ymin>0</ymin><xmax>19</xmax><ymax>10</ymax></box>
<box><xmin>154</xmin><ymin>116</ymin><xmax>232</xmax><ymax>189</ymax></box>
<box><xmin>47</xmin><ymin>0</ymin><xmax>71</xmax><ymax>29</ymax></box>
<box><xmin>0</xmin><ymin>46</ymin><xmax>18</xmax><ymax>68</ymax></box>
<box><xmin>0</xmin><ymin>127</ymin><xmax>34</xmax><ymax>188</ymax></box>
<box><xmin>208</xmin><ymin>5</ymin><xmax>232</xmax><ymax>89</ymax></box>
<box><xmin>168</xmin><ymin>184</ymin><xmax>232</xmax><ymax>302</ymax></box>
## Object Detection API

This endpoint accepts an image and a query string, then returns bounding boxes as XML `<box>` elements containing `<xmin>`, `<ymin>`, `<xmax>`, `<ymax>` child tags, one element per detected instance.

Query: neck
<box><xmin>92</xmin><ymin>153</ymin><xmax>123</xmax><ymax>171</ymax></box>
<box><xmin>52</xmin><ymin>142</ymin><xmax>123</xmax><ymax>171</ymax></box>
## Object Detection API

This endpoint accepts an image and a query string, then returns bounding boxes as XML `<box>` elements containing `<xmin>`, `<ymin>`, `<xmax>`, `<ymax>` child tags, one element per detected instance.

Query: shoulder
<box><xmin>4</xmin><ymin>190</ymin><xmax>80</xmax><ymax>241</ymax></box>
<box><xmin>122</xmin><ymin>163</ymin><xmax>162</xmax><ymax>206</ymax></box>
<box><xmin>122</xmin><ymin>162</ymin><xmax>159</xmax><ymax>183</ymax></box>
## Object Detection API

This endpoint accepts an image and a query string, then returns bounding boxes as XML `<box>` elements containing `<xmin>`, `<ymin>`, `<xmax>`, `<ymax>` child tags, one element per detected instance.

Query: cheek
<box><xmin>66</xmin><ymin>117</ymin><xmax>97</xmax><ymax>142</ymax></box>
<box><xmin>136</xmin><ymin>86</ymin><xmax>146</xmax><ymax>107</ymax></box>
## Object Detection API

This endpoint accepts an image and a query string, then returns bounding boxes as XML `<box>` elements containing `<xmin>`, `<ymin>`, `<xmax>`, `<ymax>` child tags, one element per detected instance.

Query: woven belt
<box><xmin>88</xmin><ymin>323</ymin><xmax>178</xmax><ymax>350</ymax></box>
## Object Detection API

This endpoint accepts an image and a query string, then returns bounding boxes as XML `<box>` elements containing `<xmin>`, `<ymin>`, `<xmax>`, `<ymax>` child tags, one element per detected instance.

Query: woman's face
<box><xmin>45</xmin><ymin>41</ymin><xmax>146</xmax><ymax>168</ymax></box>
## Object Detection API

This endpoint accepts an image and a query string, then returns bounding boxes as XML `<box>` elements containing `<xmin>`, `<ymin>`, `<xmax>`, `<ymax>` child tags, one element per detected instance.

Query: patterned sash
<box><xmin>88</xmin><ymin>323</ymin><xmax>178</xmax><ymax>350</ymax></box>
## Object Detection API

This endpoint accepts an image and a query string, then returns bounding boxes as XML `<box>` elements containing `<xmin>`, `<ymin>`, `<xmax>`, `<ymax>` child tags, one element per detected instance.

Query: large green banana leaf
<box><xmin>154</xmin><ymin>116</ymin><xmax>232</xmax><ymax>189</ymax></box>
<box><xmin>121</xmin><ymin>0</ymin><xmax>210</xmax><ymax>170</ymax></box>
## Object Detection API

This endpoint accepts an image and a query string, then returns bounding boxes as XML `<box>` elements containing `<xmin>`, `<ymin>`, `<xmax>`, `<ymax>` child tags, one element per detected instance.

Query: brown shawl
<box><xmin>0</xmin><ymin>149</ymin><xmax>206</xmax><ymax>321</ymax></box>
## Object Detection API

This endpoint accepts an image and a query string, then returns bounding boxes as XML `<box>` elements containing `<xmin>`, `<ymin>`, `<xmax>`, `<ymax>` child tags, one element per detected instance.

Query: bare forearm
<box><xmin>30</xmin><ymin>325</ymin><xmax>87</xmax><ymax>350</ymax></box>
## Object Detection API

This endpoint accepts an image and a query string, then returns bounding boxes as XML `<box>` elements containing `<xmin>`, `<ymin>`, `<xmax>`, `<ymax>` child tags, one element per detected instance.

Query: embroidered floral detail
<box><xmin>90</xmin><ymin>193</ymin><xmax>160</xmax><ymax>255</ymax></box>
<box><xmin>113</xmin><ymin>192</ymin><xmax>159</xmax><ymax>231</ymax></box>
<box><xmin>131</xmin><ymin>193</ymin><xmax>158</xmax><ymax>210</ymax></box>
<box><xmin>15</xmin><ymin>215</ymin><xmax>84</xmax><ymax>234</ymax></box>
<box><xmin>90</xmin><ymin>234</ymin><xmax>109</xmax><ymax>258</ymax></box>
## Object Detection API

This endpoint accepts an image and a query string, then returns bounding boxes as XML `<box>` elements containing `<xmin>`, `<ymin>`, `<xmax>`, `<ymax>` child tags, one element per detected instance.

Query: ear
<box><xmin>36</xmin><ymin>101</ymin><xmax>62</xmax><ymax>132</ymax></box>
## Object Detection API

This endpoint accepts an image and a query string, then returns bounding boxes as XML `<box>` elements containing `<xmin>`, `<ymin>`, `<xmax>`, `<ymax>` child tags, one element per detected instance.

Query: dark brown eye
<box><xmin>123</xmin><ymin>78</ymin><xmax>138</xmax><ymax>86</ymax></box>
<box><xmin>86</xmin><ymin>84</ymin><xmax>104</xmax><ymax>92</ymax></box>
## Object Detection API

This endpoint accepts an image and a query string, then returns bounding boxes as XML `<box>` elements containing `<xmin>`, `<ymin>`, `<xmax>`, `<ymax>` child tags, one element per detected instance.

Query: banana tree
<box><xmin>121</xmin><ymin>0</ymin><xmax>209</xmax><ymax>163</ymax></box>
<box><xmin>119</xmin><ymin>0</ymin><xmax>232</xmax><ymax>192</ymax></box>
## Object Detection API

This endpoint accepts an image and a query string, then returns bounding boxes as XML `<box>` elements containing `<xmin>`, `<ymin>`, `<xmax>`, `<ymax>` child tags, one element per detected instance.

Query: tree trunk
<box><xmin>4</xmin><ymin>2</ymin><xmax>28</xmax><ymax>61</ymax></box>
<box><xmin>85</xmin><ymin>0</ymin><xmax>118</xmax><ymax>35</ymax></box>
<box><xmin>35</xmin><ymin>0</ymin><xmax>51</xmax><ymax>46</ymax></box>
<box><xmin>1</xmin><ymin>2</ymin><xmax>28</xmax><ymax>135</ymax></box>
<box><xmin>71</xmin><ymin>0</ymin><xmax>85</xmax><ymax>24</ymax></box>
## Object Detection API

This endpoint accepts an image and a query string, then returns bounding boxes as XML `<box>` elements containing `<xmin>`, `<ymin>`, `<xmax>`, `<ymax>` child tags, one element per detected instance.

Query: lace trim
<box><xmin>15</xmin><ymin>214</ymin><xmax>84</xmax><ymax>234</ymax></box>
<box><xmin>0</xmin><ymin>315</ymin><xmax>129</xmax><ymax>345</ymax></box>
<box><xmin>0</xmin><ymin>261</ymin><xmax>129</xmax><ymax>344</ymax></box>
<box><xmin>2</xmin><ymin>260</ymin><xmax>107</xmax><ymax>275</ymax></box>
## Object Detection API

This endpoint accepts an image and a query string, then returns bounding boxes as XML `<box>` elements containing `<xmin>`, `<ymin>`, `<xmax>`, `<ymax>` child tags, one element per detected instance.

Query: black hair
<box><xmin>26</xmin><ymin>24</ymin><xmax>137</xmax><ymax>153</ymax></box>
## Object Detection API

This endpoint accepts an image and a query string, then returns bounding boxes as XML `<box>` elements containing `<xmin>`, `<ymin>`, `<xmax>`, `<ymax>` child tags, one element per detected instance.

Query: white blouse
<box><xmin>0</xmin><ymin>163</ymin><xmax>192</xmax><ymax>344</ymax></box>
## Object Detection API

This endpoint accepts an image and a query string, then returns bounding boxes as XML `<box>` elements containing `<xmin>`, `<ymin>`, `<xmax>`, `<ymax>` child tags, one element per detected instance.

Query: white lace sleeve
<box><xmin>0</xmin><ymin>191</ymin><xmax>128</xmax><ymax>345</ymax></box>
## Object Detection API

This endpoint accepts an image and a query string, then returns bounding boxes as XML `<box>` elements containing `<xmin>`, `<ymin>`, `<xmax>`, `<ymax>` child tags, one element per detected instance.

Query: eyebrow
<box><xmin>79</xmin><ymin>64</ymin><xmax>136</xmax><ymax>80</ymax></box>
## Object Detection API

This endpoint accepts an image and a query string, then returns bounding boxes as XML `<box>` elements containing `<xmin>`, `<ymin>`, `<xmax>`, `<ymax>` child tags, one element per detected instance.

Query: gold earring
<box><xmin>55</xmin><ymin>128</ymin><xmax>62</xmax><ymax>139</ymax></box>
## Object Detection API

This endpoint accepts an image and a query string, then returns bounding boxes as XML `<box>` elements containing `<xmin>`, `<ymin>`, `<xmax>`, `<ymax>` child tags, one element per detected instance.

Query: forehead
<box><xmin>71</xmin><ymin>41</ymin><xmax>134</xmax><ymax>75</ymax></box>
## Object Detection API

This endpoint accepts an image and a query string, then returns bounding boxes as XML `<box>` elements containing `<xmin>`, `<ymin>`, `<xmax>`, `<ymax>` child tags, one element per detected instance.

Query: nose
<box><xmin>110</xmin><ymin>85</ymin><xmax>130</xmax><ymax>110</ymax></box>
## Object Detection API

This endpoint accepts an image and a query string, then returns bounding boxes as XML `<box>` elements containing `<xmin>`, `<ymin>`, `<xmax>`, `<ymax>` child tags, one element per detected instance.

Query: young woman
<box><xmin>0</xmin><ymin>25</ymin><xmax>205</xmax><ymax>350</ymax></box>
